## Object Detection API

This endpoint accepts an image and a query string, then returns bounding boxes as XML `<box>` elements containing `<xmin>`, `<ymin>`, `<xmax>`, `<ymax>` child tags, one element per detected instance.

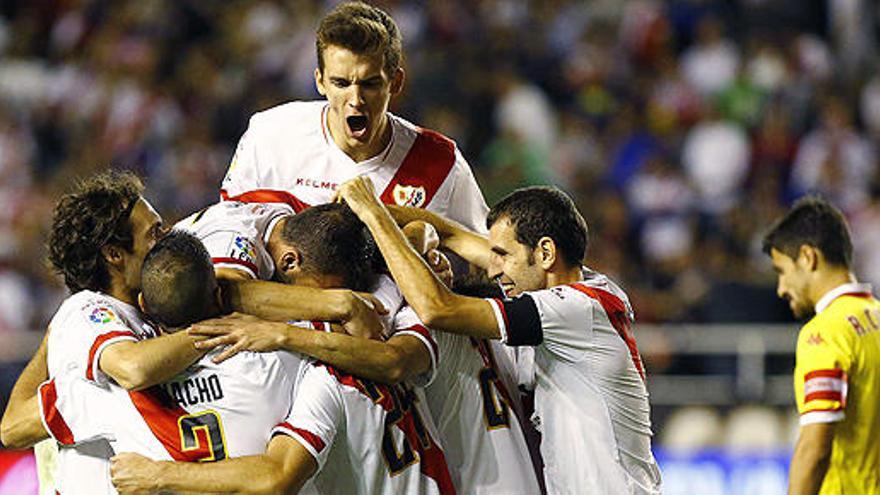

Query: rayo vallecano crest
<box><xmin>392</xmin><ymin>184</ymin><xmax>427</xmax><ymax>207</ymax></box>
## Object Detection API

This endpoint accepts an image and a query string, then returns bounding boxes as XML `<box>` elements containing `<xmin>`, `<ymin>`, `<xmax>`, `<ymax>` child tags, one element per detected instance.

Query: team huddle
<box><xmin>0</xmin><ymin>3</ymin><xmax>661</xmax><ymax>494</ymax></box>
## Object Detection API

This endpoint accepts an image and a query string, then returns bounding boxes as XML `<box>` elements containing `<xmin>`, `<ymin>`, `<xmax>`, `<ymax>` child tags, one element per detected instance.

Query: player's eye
<box><xmin>332</xmin><ymin>79</ymin><xmax>349</xmax><ymax>88</ymax></box>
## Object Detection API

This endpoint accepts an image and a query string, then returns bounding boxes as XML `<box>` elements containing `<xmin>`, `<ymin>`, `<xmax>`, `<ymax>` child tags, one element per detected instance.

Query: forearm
<box><xmin>223</xmin><ymin>280</ymin><xmax>358</xmax><ymax>322</ymax></box>
<box><xmin>387</xmin><ymin>205</ymin><xmax>490</xmax><ymax>268</ymax></box>
<box><xmin>283</xmin><ymin>327</ymin><xmax>415</xmax><ymax>384</ymax></box>
<box><xmin>100</xmin><ymin>331</ymin><xmax>205</xmax><ymax>391</ymax></box>
<box><xmin>1</xmin><ymin>332</ymin><xmax>50</xmax><ymax>448</ymax></box>
<box><xmin>155</xmin><ymin>456</ymin><xmax>285</xmax><ymax>494</ymax></box>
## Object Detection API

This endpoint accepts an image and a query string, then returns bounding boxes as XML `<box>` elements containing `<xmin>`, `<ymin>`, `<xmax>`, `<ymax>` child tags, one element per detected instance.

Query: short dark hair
<box><xmin>48</xmin><ymin>171</ymin><xmax>143</xmax><ymax>293</ymax></box>
<box><xmin>762</xmin><ymin>195</ymin><xmax>853</xmax><ymax>268</ymax></box>
<box><xmin>281</xmin><ymin>203</ymin><xmax>378</xmax><ymax>292</ymax></box>
<box><xmin>141</xmin><ymin>230</ymin><xmax>218</xmax><ymax>328</ymax></box>
<box><xmin>487</xmin><ymin>186</ymin><xmax>588</xmax><ymax>268</ymax></box>
<box><xmin>316</xmin><ymin>1</ymin><xmax>403</xmax><ymax>76</ymax></box>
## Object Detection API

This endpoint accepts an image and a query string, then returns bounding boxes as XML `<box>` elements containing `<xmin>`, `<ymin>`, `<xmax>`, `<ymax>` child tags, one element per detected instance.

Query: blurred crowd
<box><xmin>0</xmin><ymin>0</ymin><xmax>879</xmax><ymax>357</ymax></box>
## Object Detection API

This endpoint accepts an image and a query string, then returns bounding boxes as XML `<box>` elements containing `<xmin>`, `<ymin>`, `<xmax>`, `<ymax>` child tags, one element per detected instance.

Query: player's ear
<box><xmin>315</xmin><ymin>68</ymin><xmax>326</xmax><ymax>96</ymax></box>
<box><xmin>278</xmin><ymin>248</ymin><xmax>303</xmax><ymax>275</ymax></box>
<box><xmin>101</xmin><ymin>244</ymin><xmax>124</xmax><ymax>268</ymax></box>
<box><xmin>390</xmin><ymin>67</ymin><xmax>404</xmax><ymax>95</ymax></box>
<box><xmin>536</xmin><ymin>237</ymin><xmax>556</xmax><ymax>270</ymax></box>
<box><xmin>798</xmin><ymin>244</ymin><xmax>819</xmax><ymax>271</ymax></box>
<box><xmin>137</xmin><ymin>292</ymin><xmax>147</xmax><ymax>313</ymax></box>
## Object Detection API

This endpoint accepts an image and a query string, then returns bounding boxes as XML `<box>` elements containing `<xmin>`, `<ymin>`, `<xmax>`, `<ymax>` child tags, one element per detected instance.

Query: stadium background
<box><xmin>0</xmin><ymin>1</ymin><xmax>877</xmax><ymax>493</ymax></box>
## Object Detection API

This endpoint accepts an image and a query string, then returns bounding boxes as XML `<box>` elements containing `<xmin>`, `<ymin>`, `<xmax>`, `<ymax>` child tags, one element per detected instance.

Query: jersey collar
<box><xmin>815</xmin><ymin>282</ymin><xmax>874</xmax><ymax>313</ymax></box>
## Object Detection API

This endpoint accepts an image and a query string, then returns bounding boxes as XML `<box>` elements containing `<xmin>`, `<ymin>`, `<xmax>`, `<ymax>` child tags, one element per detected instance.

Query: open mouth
<box><xmin>346</xmin><ymin>115</ymin><xmax>368</xmax><ymax>137</ymax></box>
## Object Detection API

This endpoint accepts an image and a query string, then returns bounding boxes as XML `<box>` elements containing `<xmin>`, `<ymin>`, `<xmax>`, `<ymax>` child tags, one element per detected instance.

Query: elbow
<box><xmin>110</xmin><ymin>363</ymin><xmax>150</xmax><ymax>391</ymax></box>
<box><xmin>382</xmin><ymin>362</ymin><xmax>408</xmax><ymax>385</ymax></box>
<box><xmin>1</xmin><ymin>417</ymin><xmax>33</xmax><ymax>450</ymax></box>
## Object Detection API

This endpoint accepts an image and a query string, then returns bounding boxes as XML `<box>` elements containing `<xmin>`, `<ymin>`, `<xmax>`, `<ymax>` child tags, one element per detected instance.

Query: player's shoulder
<box><xmin>55</xmin><ymin>290</ymin><xmax>122</xmax><ymax>319</ymax></box>
<box><xmin>391</xmin><ymin>113</ymin><xmax>457</xmax><ymax>154</ymax></box>
<box><xmin>250</xmin><ymin>100</ymin><xmax>324</xmax><ymax>127</ymax></box>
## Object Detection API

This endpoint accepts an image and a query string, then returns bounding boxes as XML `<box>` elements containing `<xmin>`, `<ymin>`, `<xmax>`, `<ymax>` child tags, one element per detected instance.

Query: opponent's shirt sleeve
<box><xmin>271</xmin><ymin>366</ymin><xmax>342</xmax><ymax>471</ymax></box>
<box><xmin>793</xmin><ymin>318</ymin><xmax>854</xmax><ymax>425</ymax></box>
<box><xmin>64</xmin><ymin>298</ymin><xmax>139</xmax><ymax>386</ymax></box>
<box><xmin>390</xmin><ymin>306</ymin><xmax>439</xmax><ymax>387</ymax></box>
<box><xmin>199</xmin><ymin>230</ymin><xmax>269</xmax><ymax>279</ymax></box>
<box><xmin>220</xmin><ymin>119</ymin><xmax>262</xmax><ymax>199</ymax></box>
<box><xmin>441</xmin><ymin>147</ymin><xmax>489</xmax><ymax>234</ymax></box>
<box><xmin>38</xmin><ymin>375</ymin><xmax>114</xmax><ymax>446</ymax></box>
<box><xmin>486</xmin><ymin>286</ymin><xmax>593</xmax><ymax>362</ymax></box>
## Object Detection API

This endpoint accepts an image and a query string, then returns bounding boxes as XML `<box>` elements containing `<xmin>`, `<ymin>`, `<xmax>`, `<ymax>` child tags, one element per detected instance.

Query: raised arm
<box><xmin>1</xmin><ymin>330</ymin><xmax>50</xmax><ymax>448</ymax></box>
<box><xmin>387</xmin><ymin>205</ymin><xmax>490</xmax><ymax>269</ymax></box>
<box><xmin>338</xmin><ymin>178</ymin><xmax>501</xmax><ymax>339</ymax></box>
<box><xmin>111</xmin><ymin>435</ymin><xmax>316</xmax><ymax>495</ymax></box>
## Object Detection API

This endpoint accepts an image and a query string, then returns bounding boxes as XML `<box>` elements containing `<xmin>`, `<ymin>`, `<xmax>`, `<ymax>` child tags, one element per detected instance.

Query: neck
<box><xmin>267</xmin><ymin>218</ymin><xmax>287</xmax><ymax>262</ymax></box>
<box><xmin>546</xmin><ymin>263</ymin><xmax>584</xmax><ymax>289</ymax></box>
<box><xmin>107</xmin><ymin>281</ymin><xmax>137</xmax><ymax>307</ymax></box>
<box><xmin>809</xmin><ymin>268</ymin><xmax>856</xmax><ymax>308</ymax></box>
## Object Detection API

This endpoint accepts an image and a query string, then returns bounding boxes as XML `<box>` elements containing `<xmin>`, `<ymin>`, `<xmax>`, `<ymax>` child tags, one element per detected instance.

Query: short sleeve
<box><xmin>440</xmin><ymin>148</ymin><xmax>489</xmax><ymax>234</ymax></box>
<box><xmin>200</xmin><ymin>231</ymin><xmax>269</xmax><ymax>279</ymax></box>
<box><xmin>391</xmin><ymin>306</ymin><xmax>439</xmax><ymax>387</ymax></box>
<box><xmin>794</xmin><ymin>324</ymin><xmax>854</xmax><ymax>425</ymax></box>
<box><xmin>271</xmin><ymin>366</ymin><xmax>342</xmax><ymax>471</ymax></box>
<box><xmin>70</xmin><ymin>300</ymin><xmax>138</xmax><ymax>385</ymax></box>
<box><xmin>487</xmin><ymin>286</ymin><xmax>593</xmax><ymax>362</ymax></box>
<box><xmin>38</xmin><ymin>375</ymin><xmax>114</xmax><ymax>446</ymax></box>
<box><xmin>220</xmin><ymin>121</ymin><xmax>261</xmax><ymax>199</ymax></box>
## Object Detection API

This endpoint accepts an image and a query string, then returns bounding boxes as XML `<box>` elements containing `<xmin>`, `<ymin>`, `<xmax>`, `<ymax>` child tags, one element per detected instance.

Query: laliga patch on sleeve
<box><xmin>88</xmin><ymin>305</ymin><xmax>121</xmax><ymax>326</ymax></box>
<box><xmin>228</xmin><ymin>235</ymin><xmax>258</xmax><ymax>263</ymax></box>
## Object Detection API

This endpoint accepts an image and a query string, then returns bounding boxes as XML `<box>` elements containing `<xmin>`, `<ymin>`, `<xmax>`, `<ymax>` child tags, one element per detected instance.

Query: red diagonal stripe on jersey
<box><xmin>805</xmin><ymin>390</ymin><xmax>843</xmax><ymax>403</ymax></box>
<box><xmin>86</xmin><ymin>331</ymin><xmax>136</xmax><ymax>382</ymax></box>
<box><xmin>399</xmin><ymin>324</ymin><xmax>439</xmax><ymax>363</ymax></box>
<box><xmin>39</xmin><ymin>380</ymin><xmax>75</xmax><ymax>445</ymax></box>
<box><xmin>379</xmin><ymin>128</ymin><xmax>456</xmax><ymax>208</ymax></box>
<box><xmin>221</xmin><ymin>189</ymin><xmax>310</xmax><ymax>213</ymax></box>
<box><xmin>128</xmin><ymin>387</ymin><xmax>208</xmax><ymax>462</ymax></box>
<box><xmin>804</xmin><ymin>369</ymin><xmax>845</xmax><ymax>381</ymax></box>
<box><xmin>211</xmin><ymin>257</ymin><xmax>258</xmax><ymax>277</ymax></box>
<box><xmin>568</xmin><ymin>284</ymin><xmax>646</xmax><ymax>382</ymax></box>
<box><xmin>396</xmin><ymin>403</ymin><xmax>457</xmax><ymax>495</ymax></box>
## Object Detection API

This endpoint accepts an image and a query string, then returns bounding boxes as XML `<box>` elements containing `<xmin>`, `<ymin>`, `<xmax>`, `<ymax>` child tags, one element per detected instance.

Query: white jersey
<box><xmin>44</xmin><ymin>290</ymin><xmax>159</xmax><ymax>495</ymax></box>
<box><xmin>220</xmin><ymin>101</ymin><xmax>489</xmax><ymax>233</ymax></box>
<box><xmin>487</xmin><ymin>270</ymin><xmax>662</xmax><ymax>495</ymax></box>
<box><xmin>174</xmin><ymin>201</ymin><xmax>293</xmax><ymax>280</ymax></box>
<box><xmin>273</xmin><ymin>362</ymin><xmax>456</xmax><ymax>495</ymax></box>
<box><xmin>394</xmin><ymin>307</ymin><xmax>541</xmax><ymax>494</ymax></box>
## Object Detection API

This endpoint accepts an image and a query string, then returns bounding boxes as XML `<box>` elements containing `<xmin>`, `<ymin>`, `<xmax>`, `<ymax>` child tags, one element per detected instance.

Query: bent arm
<box><xmin>222</xmin><ymin>279</ymin><xmax>365</xmax><ymax>323</ymax></box>
<box><xmin>284</xmin><ymin>330</ymin><xmax>430</xmax><ymax>384</ymax></box>
<box><xmin>99</xmin><ymin>331</ymin><xmax>205</xmax><ymax>391</ymax></box>
<box><xmin>360</xmin><ymin>205</ymin><xmax>500</xmax><ymax>339</ymax></box>
<box><xmin>1</xmin><ymin>331</ymin><xmax>50</xmax><ymax>448</ymax></box>
<box><xmin>788</xmin><ymin>422</ymin><xmax>835</xmax><ymax>495</ymax></box>
<box><xmin>113</xmin><ymin>436</ymin><xmax>316</xmax><ymax>495</ymax></box>
<box><xmin>387</xmin><ymin>205</ymin><xmax>490</xmax><ymax>269</ymax></box>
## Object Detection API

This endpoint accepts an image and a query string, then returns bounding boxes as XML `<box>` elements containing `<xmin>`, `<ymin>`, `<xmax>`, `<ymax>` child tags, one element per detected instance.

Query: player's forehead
<box><xmin>129</xmin><ymin>198</ymin><xmax>162</xmax><ymax>230</ymax></box>
<box><xmin>769</xmin><ymin>248</ymin><xmax>792</xmax><ymax>269</ymax></box>
<box><xmin>321</xmin><ymin>44</ymin><xmax>387</xmax><ymax>79</ymax></box>
<box><xmin>489</xmin><ymin>217</ymin><xmax>523</xmax><ymax>251</ymax></box>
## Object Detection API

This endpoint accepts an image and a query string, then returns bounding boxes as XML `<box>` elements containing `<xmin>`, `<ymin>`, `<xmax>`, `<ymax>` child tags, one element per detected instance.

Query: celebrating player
<box><xmin>763</xmin><ymin>196</ymin><xmax>880</xmax><ymax>494</ymax></box>
<box><xmin>220</xmin><ymin>1</ymin><xmax>488</xmax><ymax>232</ymax></box>
<box><xmin>336</xmin><ymin>176</ymin><xmax>663</xmax><ymax>494</ymax></box>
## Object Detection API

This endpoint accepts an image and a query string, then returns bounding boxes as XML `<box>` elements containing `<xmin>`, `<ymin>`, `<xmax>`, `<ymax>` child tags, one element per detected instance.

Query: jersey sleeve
<box><xmin>440</xmin><ymin>148</ymin><xmax>489</xmax><ymax>234</ymax></box>
<box><xmin>38</xmin><ymin>375</ymin><xmax>114</xmax><ymax>446</ymax></box>
<box><xmin>487</xmin><ymin>286</ymin><xmax>593</xmax><ymax>362</ymax></box>
<box><xmin>220</xmin><ymin>119</ymin><xmax>262</xmax><ymax>199</ymax></box>
<box><xmin>793</xmin><ymin>321</ymin><xmax>854</xmax><ymax>425</ymax></box>
<box><xmin>68</xmin><ymin>299</ymin><xmax>139</xmax><ymax>386</ymax></box>
<box><xmin>199</xmin><ymin>230</ymin><xmax>266</xmax><ymax>279</ymax></box>
<box><xmin>390</xmin><ymin>306</ymin><xmax>439</xmax><ymax>387</ymax></box>
<box><xmin>271</xmin><ymin>366</ymin><xmax>342</xmax><ymax>471</ymax></box>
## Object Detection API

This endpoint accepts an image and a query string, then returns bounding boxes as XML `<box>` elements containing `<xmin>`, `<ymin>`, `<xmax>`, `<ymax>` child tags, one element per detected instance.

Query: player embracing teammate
<box><xmin>1</xmin><ymin>2</ymin><xmax>663</xmax><ymax>495</ymax></box>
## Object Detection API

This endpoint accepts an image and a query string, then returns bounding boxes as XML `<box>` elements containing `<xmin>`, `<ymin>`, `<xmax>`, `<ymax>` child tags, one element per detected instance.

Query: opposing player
<box><xmin>763</xmin><ymin>197</ymin><xmax>880</xmax><ymax>494</ymax></box>
<box><xmin>101</xmin><ymin>232</ymin><xmax>456</xmax><ymax>494</ymax></box>
<box><xmin>336</xmin><ymin>177</ymin><xmax>662</xmax><ymax>494</ymax></box>
<box><xmin>220</xmin><ymin>1</ymin><xmax>488</xmax><ymax>232</ymax></box>
<box><xmin>189</xmin><ymin>222</ymin><xmax>542</xmax><ymax>493</ymax></box>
